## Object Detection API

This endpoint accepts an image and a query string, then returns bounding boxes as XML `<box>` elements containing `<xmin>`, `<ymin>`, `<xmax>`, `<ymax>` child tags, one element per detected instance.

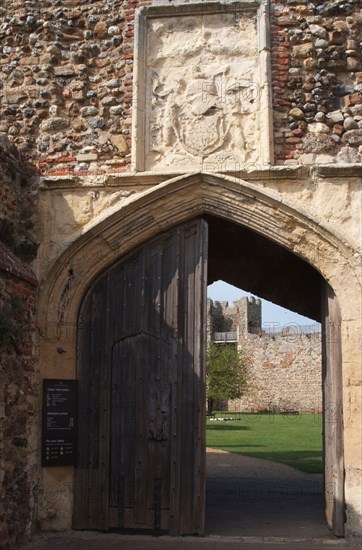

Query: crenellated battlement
<box><xmin>208</xmin><ymin>295</ymin><xmax>262</xmax><ymax>336</ymax></box>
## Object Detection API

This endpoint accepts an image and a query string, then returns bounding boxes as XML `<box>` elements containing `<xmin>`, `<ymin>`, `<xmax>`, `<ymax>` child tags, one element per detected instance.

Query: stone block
<box><xmin>94</xmin><ymin>22</ymin><xmax>108</xmax><ymax>39</ymax></box>
<box><xmin>326</xmin><ymin>110</ymin><xmax>344</xmax><ymax>124</ymax></box>
<box><xmin>342</xmin><ymin>129</ymin><xmax>362</xmax><ymax>147</ymax></box>
<box><xmin>344</xmin><ymin>93</ymin><xmax>362</xmax><ymax>107</ymax></box>
<box><xmin>76</xmin><ymin>153</ymin><xmax>98</xmax><ymax>162</ymax></box>
<box><xmin>298</xmin><ymin>153</ymin><xmax>315</xmax><ymax>165</ymax></box>
<box><xmin>18</xmin><ymin>56</ymin><xmax>39</xmax><ymax>66</ymax></box>
<box><xmin>54</xmin><ymin>65</ymin><xmax>77</xmax><ymax>77</ymax></box>
<box><xmin>307</xmin><ymin>122</ymin><xmax>330</xmax><ymax>134</ymax></box>
<box><xmin>293</xmin><ymin>42</ymin><xmax>313</xmax><ymax>58</ymax></box>
<box><xmin>4</xmin><ymin>91</ymin><xmax>28</xmax><ymax>104</ymax></box>
<box><xmin>40</xmin><ymin>117</ymin><xmax>70</xmax><ymax>132</ymax></box>
<box><xmin>314</xmin><ymin>154</ymin><xmax>335</xmax><ymax>164</ymax></box>
<box><xmin>347</xmin><ymin>59</ymin><xmax>361</xmax><ymax>72</ymax></box>
<box><xmin>329</xmin><ymin>30</ymin><xmax>345</xmax><ymax>45</ymax></box>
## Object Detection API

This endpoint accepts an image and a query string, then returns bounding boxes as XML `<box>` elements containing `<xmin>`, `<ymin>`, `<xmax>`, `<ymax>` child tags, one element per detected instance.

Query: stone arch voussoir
<box><xmin>38</xmin><ymin>172</ymin><xmax>361</xmax><ymax>339</ymax></box>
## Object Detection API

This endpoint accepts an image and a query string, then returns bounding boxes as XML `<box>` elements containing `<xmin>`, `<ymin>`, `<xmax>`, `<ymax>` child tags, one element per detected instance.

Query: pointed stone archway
<box><xmin>37</xmin><ymin>172</ymin><xmax>361</xmax><ymax>536</ymax></box>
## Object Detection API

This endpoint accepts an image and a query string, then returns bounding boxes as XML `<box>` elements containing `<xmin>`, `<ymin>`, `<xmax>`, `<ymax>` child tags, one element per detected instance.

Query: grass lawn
<box><xmin>206</xmin><ymin>412</ymin><xmax>323</xmax><ymax>474</ymax></box>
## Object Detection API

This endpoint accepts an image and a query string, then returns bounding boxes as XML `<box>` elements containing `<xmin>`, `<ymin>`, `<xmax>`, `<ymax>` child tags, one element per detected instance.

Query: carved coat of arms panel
<box><xmin>143</xmin><ymin>9</ymin><xmax>262</xmax><ymax>172</ymax></box>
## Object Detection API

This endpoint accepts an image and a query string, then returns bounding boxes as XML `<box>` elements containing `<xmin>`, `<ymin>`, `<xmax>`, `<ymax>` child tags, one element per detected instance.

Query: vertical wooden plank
<box><xmin>134</xmin><ymin>337</ymin><xmax>147</xmax><ymax>526</ymax></box>
<box><xmin>154</xmin><ymin>477</ymin><xmax>162</xmax><ymax>530</ymax></box>
<box><xmin>143</xmin><ymin>245</ymin><xmax>161</xmax><ymax>527</ymax></box>
<box><xmin>124</xmin><ymin>339</ymin><xmax>137</xmax><ymax>514</ymax></box>
<box><xmin>159</xmin><ymin>234</ymin><xmax>177</xmax><ymax>530</ymax></box>
<box><xmin>322</xmin><ymin>283</ymin><xmax>345</xmax><ymax>537</ymax></box>
<box><xmin>110</xmin><ymin>340</ymin><xmax>119</xmax><ymax>510</ymax></box>
<box><xmin>179</xmin><ymin>225</ymin><xmax>196</xmax><ymax>534</ymax></box>
<box><xmin>129</xmin><ymin>254</ymin><xmax>144</xmax><ymax>525</ymax></box>
<box><xmin>98</xmin><ymin>272</ymin><xmax>111</xmax><ymax>528</ymax></box>
<box><xmin>193</xmin><ymin>220</ymin><xmax>208</xmax><ymax>535</ymax></box>
<box><xmin>74</xmin><ymin>274</ymin><xmax>110</xmax><ymax>530</ymax></box>
<box><xmin>169</xmin><ymin>227</ymin><xmax>184</xmax><ymax>535</ymax></box>
<box><xmin>74</xmin><ymin>284</ymin><xmax>95</xmax><ymax>529</ymax></box>
<box><xmin>110</xmin><ymin>249</ymin><xmax>146</xmax><ymax>529</ymax></box>
<box><xmin>170</xmin><ymin>220</ymin><xmax>208</xmax><ymax>535</ymax></box>
<box><xmin>167</xmin><ymin>230</ymin><xmax>181</xmax><ymax>534</ymax></box>
<box><xmin>187</xmin><ymin>220</ymin><xmax>207</xmax><ymax>535</ymax></box>
<box><xmin>73</xmin><ymin>301</ymin><xmax>88</xmax><ymax>529</ymax></box>
<box><xmin>111</xmin><ymin>337</ymin><xmax>140</xmax><ymax>527</ymax></box>
<box><xmin>110</xmin><ymin>341</ymin><xmax>126</xmax><ymax>525</ymax></box>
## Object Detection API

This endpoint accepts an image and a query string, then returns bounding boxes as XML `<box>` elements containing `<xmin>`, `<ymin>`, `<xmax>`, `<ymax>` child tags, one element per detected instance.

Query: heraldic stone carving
<box><xmin>144</xmin><ymin>12</ymin><xmax>261</xmax><ymax>171</ymax></box>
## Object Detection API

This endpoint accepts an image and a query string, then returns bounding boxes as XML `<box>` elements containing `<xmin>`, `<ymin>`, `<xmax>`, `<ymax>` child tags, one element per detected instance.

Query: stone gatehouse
<box><xmin>208</xmin><ymin>297</ymin><xmax>322</xmax><ymax>412</ymax></box>
<box><xmin>0</xmin><ymin>0</ymin><xmax>361</xmax><ymax>547</ymax></box>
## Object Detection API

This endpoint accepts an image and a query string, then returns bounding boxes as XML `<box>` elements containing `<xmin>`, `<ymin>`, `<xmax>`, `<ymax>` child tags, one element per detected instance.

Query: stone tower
<box><xmin>208</xmin><ymin>295</ymin><xmax>262</xmax><ymax>337</ymax></box>
<box><xmin>235</xmin><ymin>296</ymin><xmax>262</xmax><ymax>335</ymax></box>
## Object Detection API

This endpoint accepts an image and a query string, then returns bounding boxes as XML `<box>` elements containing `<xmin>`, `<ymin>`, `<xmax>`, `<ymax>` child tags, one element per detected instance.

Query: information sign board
<box><xmin>42</xmin><ymin>379</ymin><xmax>77</xmax><ymax>467</ymax></box>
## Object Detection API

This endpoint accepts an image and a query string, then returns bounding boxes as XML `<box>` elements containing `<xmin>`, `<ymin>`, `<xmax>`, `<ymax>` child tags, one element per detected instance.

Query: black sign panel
<box><xmin>42</xmin><ymin>379</ymin><xmax>77</xmax><ymax>467</ymax></box>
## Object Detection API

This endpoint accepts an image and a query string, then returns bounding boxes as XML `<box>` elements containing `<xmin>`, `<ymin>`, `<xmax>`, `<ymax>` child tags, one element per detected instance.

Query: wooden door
<box><xmin>322</xmin><ymin>283</ymin><xmax>345</xmax><ymax>536</ymax></box>
<box><xmin>73</xmin><ymin>219</ymin><xmax>208</xmax><ymax>535</ymax></box>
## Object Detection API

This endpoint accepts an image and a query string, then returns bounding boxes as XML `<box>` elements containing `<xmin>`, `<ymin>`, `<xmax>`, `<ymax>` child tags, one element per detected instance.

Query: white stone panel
<box><xmin>134</xmin><ymin>4</ymin><xmax>270</xmax><ymax>171</ymax></box>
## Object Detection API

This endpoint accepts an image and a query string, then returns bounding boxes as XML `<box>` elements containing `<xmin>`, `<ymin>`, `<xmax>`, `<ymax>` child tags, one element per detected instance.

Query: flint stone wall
<box><xmin>0</xmin><ymin>136</ymin><xmax>39</xmax><ymax>550</ymax></box>
<box><xmin>208</xmin><ymin>298</ymin><xmax>322</xmax><ymax>412</ymax></box>
<box><xmin>0</xmin><ymin>134</ymin><xmax>38</xmax><ymax>263</ymax></box>
<box><xmin>231</xmin><ymin>332</ymin><xmax>322</xmax><ymax>412</ymax></box>
<box><xmin>0</xmin><ymin>242</ymin><xmax>38</xmax><ymax>550</ymax></box>
<box><xmin>0</xmin><ymin>1</ymin><xmax>361</xmax><ymax>175</ymax></box>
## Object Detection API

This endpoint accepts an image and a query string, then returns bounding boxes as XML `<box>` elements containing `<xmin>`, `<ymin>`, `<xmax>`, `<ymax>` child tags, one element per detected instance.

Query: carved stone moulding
<box><xmin>133</xmin><ymin>1</ymin><xmax>273</xmax><ymax>173</ymax></box>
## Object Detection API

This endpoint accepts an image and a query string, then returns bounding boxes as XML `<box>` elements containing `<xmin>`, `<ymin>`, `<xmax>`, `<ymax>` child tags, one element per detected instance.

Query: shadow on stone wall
<box><xmin>0</xmin><ymin>137</ymin><xmax>39</xmax><ymax>549</ymax></box>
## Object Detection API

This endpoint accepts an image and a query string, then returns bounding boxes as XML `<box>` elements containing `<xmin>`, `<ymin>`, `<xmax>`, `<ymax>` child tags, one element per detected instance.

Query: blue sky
<box><xmin>208</xmin><ymin>280</ymin><xmax>320</xmax><ymax>330</ymax></box>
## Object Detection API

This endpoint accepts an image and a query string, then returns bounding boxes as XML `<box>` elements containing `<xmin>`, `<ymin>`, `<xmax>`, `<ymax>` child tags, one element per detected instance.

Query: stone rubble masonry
<box><xmin>0</xmin><ymin>0</ymin><xmax>361</xmax><ymax>175</ymax></box>
<box><xmin>0</xmin><ymin>0</ymin><xmax>151</xmax><ymax>177</ymax></box>
<box><xmin>208</xmin><ymin>297</ymin><xmax>322</xmax><ymax>412</ymax></box>
<box><xmin>0</xmin><ymin>133</ymin><xmax>38</xmax><ymax>255</ymax></box>
<box><xmin>271</xmin><ymin>0</ymin><xmax>362</xmax><ymax>164</ymax></box>
<box><xmin>0</xmin><ymin>243</ymin><xmax>39</xmax><ymax>550</ymax></box>
<box><xmin>232</xmin><ymin>332</ymin><xmax>322</xmax><ymax>413</ymax></box>
<box><xmin>0</xmin><ymin>137</ymin><xmax>39</xmax><ymax>549</ymax></box>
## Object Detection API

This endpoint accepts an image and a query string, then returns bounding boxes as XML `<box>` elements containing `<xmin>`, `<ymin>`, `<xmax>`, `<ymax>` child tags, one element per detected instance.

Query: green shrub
<box><xmin>206</xmin><ymin>343</ymin><xmax>247</xmax><ymax>415</ymax></box>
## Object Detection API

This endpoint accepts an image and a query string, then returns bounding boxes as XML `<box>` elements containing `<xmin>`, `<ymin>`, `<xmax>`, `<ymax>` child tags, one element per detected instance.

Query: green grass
<box><xmin>206</xmin><ymin>412</ymin><xmax>323</xmax><ymax>474</ymax></box>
